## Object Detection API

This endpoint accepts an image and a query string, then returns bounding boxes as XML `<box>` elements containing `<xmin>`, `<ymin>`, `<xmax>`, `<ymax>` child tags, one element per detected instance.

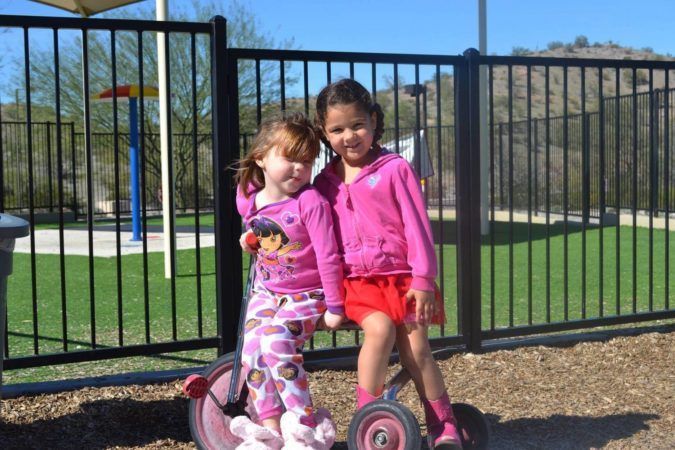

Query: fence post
<box><xmin>210</xmin><ymin>15</ymin><xmax>242</xmax><ymax>356</ymax></box>
<box><xmin>456</xmin><ymin>49</ymin><xmax>482</xmax><ymax>353</ymax></box>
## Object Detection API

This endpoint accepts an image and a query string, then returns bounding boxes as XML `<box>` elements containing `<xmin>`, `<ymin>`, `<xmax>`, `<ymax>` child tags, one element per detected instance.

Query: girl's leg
<box><xmin>396</xmin><ymin>324</ymin><xmax>462</xmax><ymax>449</ymax></box>
<box><xmin>261</xmin><ymin>290</ymin><xmax>337</xmax><ymax>448</ymax></box>
<box><xmin>240</xmin><ymin>285</ymin><xmax>284</xmax><ymax>431</ymax></box>
<box><xmin>259</xmin><ymin>290</ymin><xmax>326</xmax><ymax>420</ymax></box>
<box><xmin>358</xmin><ymin>311</ymin><xmax>397</xmax><ymax>397</ymax></box>
<box><xmin>395</xmin><ymin>324</ymin><xmax>445</xmax><ymax>399</ymax></box>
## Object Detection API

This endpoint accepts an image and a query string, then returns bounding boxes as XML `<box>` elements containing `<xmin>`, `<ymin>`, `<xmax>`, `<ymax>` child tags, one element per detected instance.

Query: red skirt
<box><xmin>343</xmin><ymin>274</ymin><xmax>446</xmax><ymax>326</ymax></box>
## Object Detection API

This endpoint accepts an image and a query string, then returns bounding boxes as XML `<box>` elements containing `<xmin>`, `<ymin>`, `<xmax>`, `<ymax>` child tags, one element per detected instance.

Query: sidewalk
<box><xmin>13</xmin><ymin>228</ymin><xmax>214</xmax><ymax>257</ymax></box>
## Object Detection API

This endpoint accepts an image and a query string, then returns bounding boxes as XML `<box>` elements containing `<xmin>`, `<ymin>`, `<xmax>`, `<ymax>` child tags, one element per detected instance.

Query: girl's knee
<box><xmin>361</xmin><ymin>314</ymin><xmax>396</xmax><ymax>346</ymax></box>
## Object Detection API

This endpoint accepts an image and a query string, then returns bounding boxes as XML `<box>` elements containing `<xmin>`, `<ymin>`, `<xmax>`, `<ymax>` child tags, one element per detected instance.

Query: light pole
<box><xmin>479</xmin><ymin>0</ymin><xmax>489</xmax><ymax>235</ymax></box>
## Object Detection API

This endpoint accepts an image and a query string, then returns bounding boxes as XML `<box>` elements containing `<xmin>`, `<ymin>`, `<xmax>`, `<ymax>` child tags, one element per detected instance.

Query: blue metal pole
<box><xmin>129</xmin><ymin>97</ymin><xmax>141</xmax><ymax>241</ymax></box>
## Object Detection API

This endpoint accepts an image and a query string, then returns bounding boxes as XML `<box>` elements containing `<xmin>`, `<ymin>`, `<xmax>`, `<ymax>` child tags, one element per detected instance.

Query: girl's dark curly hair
<box><xmin>314</xmin><ymin>79</ymin><xmax>385</xmax><ymax>150</ymax></box>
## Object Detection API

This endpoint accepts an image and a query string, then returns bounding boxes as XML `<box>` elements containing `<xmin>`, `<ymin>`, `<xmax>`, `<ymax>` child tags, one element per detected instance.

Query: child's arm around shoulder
<box><xmin>297</xmin><ymin>187</ymin><xmax>345</xmax><ymax>327</ymax></box>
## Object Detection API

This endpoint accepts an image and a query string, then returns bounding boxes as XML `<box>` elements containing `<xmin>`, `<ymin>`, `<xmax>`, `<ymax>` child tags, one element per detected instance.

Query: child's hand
<box><xmin>239</xmin><ymin>231</ymin><xmax>259</xmax><ymax>255</ymax></box>
<box><xmin>406</xmin><ymin>288</ymin><xmax>435</xmax><ymax>326</ymax></box>
<box><xmin>321</xmin><ymin>311</ymin><xmax>345</xmax><ymax>331</ymax></box>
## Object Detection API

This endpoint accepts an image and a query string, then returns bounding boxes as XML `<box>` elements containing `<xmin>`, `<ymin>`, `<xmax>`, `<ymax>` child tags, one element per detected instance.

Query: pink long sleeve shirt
<box><xmin>314</xmin><ymin>148</ymin><xmax>438</xmax><ymax>292</ymax></box>
<box><xmin>237</xmin><ymin>184</ymin><xmax>345</xmax><ymax>314</ymax></box>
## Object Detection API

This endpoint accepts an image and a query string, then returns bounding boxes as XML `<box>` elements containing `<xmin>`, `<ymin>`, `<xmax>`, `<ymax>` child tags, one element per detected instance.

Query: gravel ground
<box><xmin>1</xmin><ymin>328</ymin><xmax>673</xmax><ymax>449</ymax></box>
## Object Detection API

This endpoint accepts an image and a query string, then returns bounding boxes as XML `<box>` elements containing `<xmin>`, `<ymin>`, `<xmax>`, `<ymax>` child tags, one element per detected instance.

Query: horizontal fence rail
<box><xmin>0</xmin><ymin>12</ymin><xmax>673</xmax><ymax>380</ymax></box>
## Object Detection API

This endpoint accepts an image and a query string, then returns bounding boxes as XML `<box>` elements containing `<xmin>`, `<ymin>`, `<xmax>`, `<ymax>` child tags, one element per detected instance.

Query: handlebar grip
<box><xmin>245</xmin><ymin>232</ymin><xmax>259</xmax><ymax>249</ymax></box>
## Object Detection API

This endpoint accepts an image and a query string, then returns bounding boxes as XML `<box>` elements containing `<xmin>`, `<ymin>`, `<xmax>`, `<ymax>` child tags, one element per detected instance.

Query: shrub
<box><xmin>547</xmin><ymin>41</ymin><xmax>564</xmax><ymax>50</ymax></box>
<box><xmin>511</xmin><ymin>46</ymin><xmax>531</xmax><ymax>56</ymax></box>
<box><xmin>574</xmin><ymin>35</ymin><xmax>589</xmax><ymax>48</ymax></box>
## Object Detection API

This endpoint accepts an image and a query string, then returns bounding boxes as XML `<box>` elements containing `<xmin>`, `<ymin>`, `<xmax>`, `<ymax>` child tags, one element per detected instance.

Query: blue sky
<box><xmin>1</xmin><ymin>0</ymin><xmax>674</xmax><ymax>102</ymax></box>
<box><xmin>2</xmin><ymin>0</ymin><xmax>675</xmax><ymax>57</ymax></box>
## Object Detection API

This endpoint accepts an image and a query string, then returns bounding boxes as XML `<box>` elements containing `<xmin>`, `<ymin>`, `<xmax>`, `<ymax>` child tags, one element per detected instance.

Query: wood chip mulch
<box><xmin>1</xmin><ymin>329</ymin><xmax>673</xmax><ymax>449</ymax></box>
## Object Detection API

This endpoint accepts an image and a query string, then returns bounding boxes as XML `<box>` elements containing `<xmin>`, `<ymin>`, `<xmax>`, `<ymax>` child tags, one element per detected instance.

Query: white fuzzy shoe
<box><xmin>280</xmin><ymin>408</ymin><xmax>336</xmax><ymax>450</ymax></box>
<box><xmin>230</xmin><ymin>415</ymin><xmax>284</xmax><ymax>450</ymax></box>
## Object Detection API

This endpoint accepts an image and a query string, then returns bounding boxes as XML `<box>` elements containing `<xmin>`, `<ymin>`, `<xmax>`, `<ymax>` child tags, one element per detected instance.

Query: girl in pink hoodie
<box><xmin>313</xmin><ymin>79</ymin><xmax>462</xmax><ymax>450</ymax></box>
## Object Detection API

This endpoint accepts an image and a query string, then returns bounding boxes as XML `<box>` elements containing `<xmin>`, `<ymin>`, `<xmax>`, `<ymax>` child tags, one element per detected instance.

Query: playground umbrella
<box><xmin>92</xmin><ymin>85</ymin><xmax>159</xmax><ymax>241</ymax></box>
<box><xmin>29</xmin><ymin>0</ymin><xmax>147</xmax><ymax>17</ymax></box>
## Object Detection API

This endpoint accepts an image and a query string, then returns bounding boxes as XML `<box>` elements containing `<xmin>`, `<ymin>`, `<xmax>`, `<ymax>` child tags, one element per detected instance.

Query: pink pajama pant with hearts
<box><xmin>241</xmin><ymin>279</ymin><xmax>326</xmax><ymax>420</ymax></box>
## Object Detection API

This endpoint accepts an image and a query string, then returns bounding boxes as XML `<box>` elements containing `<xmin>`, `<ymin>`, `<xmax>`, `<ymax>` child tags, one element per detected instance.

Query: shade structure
<box><xmin>92</xmin><ymin>84</ymin><xmax>160</xmax><ymax>101</ymax></box>
<box><xmin>29</xmin><ymin>0</ymin><xmax>146</xmax><ymax>17</ymax></box>
<box><xmin>92</xmin><ymin>85</ymin><xmax>159</xmax><ymax>242</ymax></box>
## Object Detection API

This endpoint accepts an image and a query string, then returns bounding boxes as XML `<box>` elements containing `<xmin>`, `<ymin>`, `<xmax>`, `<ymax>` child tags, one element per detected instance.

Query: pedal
<box><xmin>182</xmin><ymin>374</ymin><xmax>209</xmax><ymax>399</ymax></box>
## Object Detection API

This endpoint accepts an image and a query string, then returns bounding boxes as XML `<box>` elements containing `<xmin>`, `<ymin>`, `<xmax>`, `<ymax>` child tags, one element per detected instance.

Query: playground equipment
<box><xmin>183</xmin><ymin>234</ymin><xmax>489</xmax><ymax>449</ymax></box>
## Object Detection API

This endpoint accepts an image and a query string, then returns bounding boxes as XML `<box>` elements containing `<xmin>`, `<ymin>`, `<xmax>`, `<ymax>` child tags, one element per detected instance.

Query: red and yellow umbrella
<box><xmin>92</xmin><ymin>84</ymin><xmax>159</xmax><ymax>100</ymax></box>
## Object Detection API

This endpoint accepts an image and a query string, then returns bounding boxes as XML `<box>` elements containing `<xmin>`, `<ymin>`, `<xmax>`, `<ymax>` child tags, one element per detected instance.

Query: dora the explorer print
<box><xmin>249</xmin><ymin>215</ymin><xmax>302</xmax><ymax>282</ymax></box>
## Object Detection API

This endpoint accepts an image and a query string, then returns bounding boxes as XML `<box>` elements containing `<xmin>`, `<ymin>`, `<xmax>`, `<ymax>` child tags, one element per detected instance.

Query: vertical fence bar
<box><xmin>631</xmin><ymin>68</ymin><xmax>638</xmax><ymax>313</ymax></box>
<box><xmin>648</xmin><ymin>69</ymin><xmax>654</xmax><ymax>312</ymax></box>
<box><xmin>53</xmin><ymin>28</ymin><xmax>69</xmax><ymax>352</ymax></box>
<box><xmin>393</xmin><ymin>64</ymin><xmax>400</xmax><ymax>152</ymax></box>
<box><xmin>598</xmin><ymin>66</ymin><xmax>607</xmax><ymax>317</ymax></box>
<box><xmin>211</xmin><ymin>16</ymin><xmax>241</xmax><ymax>356</ymax></box>
<box><xmin>456</xmin><ymin>49</ymin><xmax>481</xmax><ymax>352</ymax></box>
<box><xmin>191</xmin><ymin>32</ymin><xmax>204</xmax><ymax>337</ymax></box>
<box><xmin>255</xmin><ymin>59</ymin><xmax>261</xmax><ymax>126</ymax></box>
<box><xmin>69</xmin><ymin>123</ymin><xmax>77</xmax><ymax>219</ymax></box>
<box><xmin>0</xmin><ymin>100</ymin><xmax>3</xmax><ymax>212</ymax></box>
<box><xmin>414</xmin><ymin>65</ymin><xmax>421</xmax><ymax>176</ymax></box>
<box><xmin>507</xmin><ymin>64</ymin><xmax>514</xmax><ymax>327</ymax></box>
<box><xmin>563</xmin><ymin>65</ymin><xmax>569</xmax><ymax>321</ymax></box>
<box><xmin>665</xmin><ymin>71</ymin><xmax>670</xmax><ymax>310</ymax></box>
<box><xmin>46</xmin><ymin>122</ymin><xmax>54</xmax><ymax>211</ymax></box>
<box><xmin>23</xmin><ymin>27</ymin><xmax>40</xmax><ymax>354</ymax></box>
<box><xmin>615</xmin><ymin>68</ymin><xmax>621</xmax><ymax>315</ymax></box>
<box><xmin>303</xmin><ymin>60</ymin><xmax>309</xmax><ymax>116</ymax></box>
<box><xmin>545</xmin><ymin>65</ymin><xmax>551</xmax><ymax>323</ymax></box>
<box><xmin>110</xmin><ymin>30</ymin><xmax>124</xmax><ymax>346</ymax></box>
<box><xmin>435</xmin><ymin>63</ymin><xmax>445</xmax><ymax>337</ymax></box>
<box><xmin>489</xmin><ymin>64</ymin><xmax>496</xmax><ymax>331</ymax></box>
<box><xmin>279</xmin><ymin>59</ymin><xmax>286</xmax><ymax>111</ymax></box>
<box><xmin>137</xmin><ymin>31</ymin><xmax>151</xmax><ymax>344</ymax></box>
<box><xmin>581</xmin><ymin>67</ymin><xmax>587</xmax><ymax>319</ymax></box>
<box><xmin>499</xmin><ymin>123</ymin><xmax>504</xmax><ymax>208</ymax></box>
<box><xmin>163</xmin><ymin>31</ymin><xmax>178</xmax><ymax>340</ymax></box>
<box><xmin>81</xmin><ymin>28</ymin><xmax>97</xmax><ymax>349</ymax></box>
<box><xmin>527</xmin><ymin>65</ymin><xmax>533</xmax><ymax>325</ymax></box>
<box><xmin>534</xmin><ymin>118</ymin><xmax>539</xmax><ymax>215</ymax></box>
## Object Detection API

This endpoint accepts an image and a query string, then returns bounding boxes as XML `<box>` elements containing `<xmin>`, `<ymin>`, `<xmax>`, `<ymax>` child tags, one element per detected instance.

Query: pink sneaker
<box><xmin>230</xmin><ymin>415</ymin><xmax>284</xmax><ymax>450</ymax></box>
<box><xmin>422</xmin><ymin>393</ymin><xmax>463</xmax><ymax>450</ymax></box>
<box><xmin>279</xmin><ymin>408</ymin><xmax>336</xmax><ymax>450</ymax></box>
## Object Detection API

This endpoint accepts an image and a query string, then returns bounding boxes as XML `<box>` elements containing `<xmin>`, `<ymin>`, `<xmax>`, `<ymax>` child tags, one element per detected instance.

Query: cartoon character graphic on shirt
<box><xmin>250</xmin><ymin>215</ymin><xmax>302</xmax><ymax>281</ymax></box>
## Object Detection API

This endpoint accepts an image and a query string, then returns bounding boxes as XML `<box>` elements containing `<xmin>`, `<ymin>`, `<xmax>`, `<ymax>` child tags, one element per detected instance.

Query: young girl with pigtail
<box><xmin>231</xmin><ymin>111</ymin><xmax>344</xmax><ymax>450</ymax></box>
<box><xmin>313</xmin><ymin>79</ymin><xmax>463</xmax><ymax>449</ymax></box>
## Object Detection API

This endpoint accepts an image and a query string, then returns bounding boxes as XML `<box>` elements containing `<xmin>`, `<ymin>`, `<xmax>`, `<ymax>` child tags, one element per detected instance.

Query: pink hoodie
<box><xmin>237</xmin><ymin>184</ymin><xmax>345</xmax><ymax>314</ymax></box>
<box><xmin>314</xmin><ymin>148</ymin><xmax>438</xmax><ymax>292</ymax></box>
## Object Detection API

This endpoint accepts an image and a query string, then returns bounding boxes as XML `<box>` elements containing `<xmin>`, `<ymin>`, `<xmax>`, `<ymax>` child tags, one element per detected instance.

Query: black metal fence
<box><xmin>0</xmin><ymin>121</ymin><xmax>214</xmax><ymax>215</ymax></box>
<box><xmin>6</xmin><ymin>90</ymin><xmax>675</xmax><ymax>218</ymax></box>
<box><xmin>1</xmin><ymin>13</ymin><xmax>673</xmax><ymax>378</ymax></box>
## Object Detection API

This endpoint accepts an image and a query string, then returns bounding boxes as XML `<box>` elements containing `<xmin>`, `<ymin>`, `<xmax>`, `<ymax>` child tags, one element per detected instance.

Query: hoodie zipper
<box><xmin>344</xmin><ymin>185</ymin><xmax>366</xmax><ymax>271</ymax></box>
